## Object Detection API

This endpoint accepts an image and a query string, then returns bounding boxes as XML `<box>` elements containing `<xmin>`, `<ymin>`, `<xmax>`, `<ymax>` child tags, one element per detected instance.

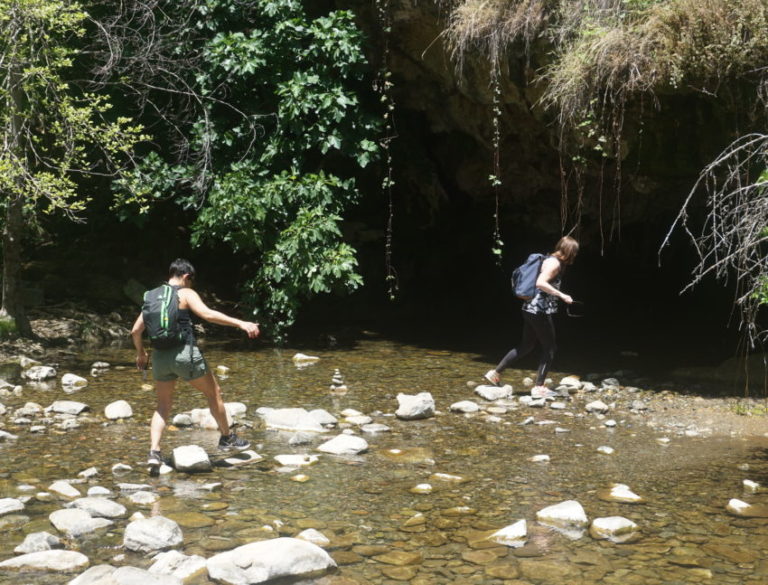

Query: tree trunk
<box><xmin>0</xmin><ymin>195</ymin><xmax>32</xmax><ymax>337</ymax></box>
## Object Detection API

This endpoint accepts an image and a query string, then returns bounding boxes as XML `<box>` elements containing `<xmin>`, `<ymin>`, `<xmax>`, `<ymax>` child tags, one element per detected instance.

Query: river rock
<box><xmin>361</xmin><ymin>423</ymin><xmax>391</xmax><ymax>433</ymax></box>
<box><xmin>172</xmin><ymin>413</ymin><xmax>193</xmax><ymax>426</ymax></box>
<box><xmin>589</xmin><ymin>516</ymin><xmax>640</xmax><ymax>543</ymax></box>
<box><xmin>344</xmin><ymin>414</ymin><xmax>372</xmax><ymax>426</ymax></box>
<box><xmin>70</xmin><ymin>565</ymin><xmax>116</xmax><ymax>585</ymax></box>
<box><xmin>597</xmin><ymin>445</ymin><xmax>615</xmax><ymax>455</ymax></box>
<box><xmin>292</xmin><ymin>353</ymin><xmax>320</xmax><ymax>364</ymax></box>
<box><xmin>61</xmin><ymin>374</ymin><xmax>88</xmax><ymax>387</ymax></box>
<box><xmin>743</xmin><ymin>479</ymin><xmax>763</xmax><ymax>494</ymax></box>
<box><xmin>189</xmin><ymin>407</ymin><xmax>232</xmax><ymax>430</ymax></box>
<box><xmin>296</xmin><ymin>528</ymin><xmax>331</xmax><ymax>547</ymax></box>
<box><xmin>48</xmin><ymin>401</ymin><xmax>89</xmax><ymax>415</ymax></box>
<box><xmin>16</xmin><ymin>402</ymin><xmax>42</xmax><ymax>416</ymax></box>
<box><xmin>123</xmin><ymin>516</ymin><xmax>183</xmax><ymax>552</ymax></box>
<box><xmin>474</xmin><ymin>385</ymin><xmax>512</xmax><ymax>401</ymax></box>
<box><xmin>450</xmin><ymin>400</ymin><xmax>480</xmax><ymax>413</ymax></box>
<box><xmin>0</xmin><ymin>497</ymin><xmax>24</xmax><ymax>516</ymax></box>
<box><xmin>14</xmin><ymin>531</ymin><xmax>61</xmax><ymax>554</ymax></box>
<box><xmin>87</xmin><ymin>486</ymin><xmax>112</xmax><ymax>497</ymax></box>
<box><xmin>274</xmin><ymin>454</ymin><xmax>319</xmax><ymax>467</ymax></box>
<box><xmin>395</xmin><ymin>392</ymin><xmax>435</xmax><ymax>420</ymax></box>
<box><xmin>559</xmin><ymin>376</ymin><xmax>582</xmax><ymax>390</ymax></box>
<box><xmin>597</xmin><ymin>483</ymin><xmax>645</xmax><ymax>504</ymax></box>
<box><xmin>536</xmin><ymin>500</ymin><xmax>588</xmax><ymax>539</ymax></box>
<box><xmin>216</xmin><ymin>365</ymin><xmax>231</xmax><ymax>376</ymax></box>
<box><xmin>109</xmin><ymin>566</ymin><xmax>183</xmax><ymax>585</ymax></box>
<box><xmin>49</xmin><ymin>509</ymin><xmax>113</xmax><ymax>537</ymax></box>
<box><xmin>0</xmin><ymin>430</ymin><xmax>18</xmax><ymax>441</ymax></box>
<box><xmin>127</xmin><ymin>491</ymin><xmax>159</xmax><ymax>505</ymax></box>
<box><xmin>316</xmin><ymin>434</ymin><xmax>368</xmax><ymax>455</ymax></box>
<box><xmin>104</xmin><ymin>400</ymin><xmax>133</xmax><ymax>420</ymax></box>
<box><xmin>489</xmin><ymin>519</ymin><xmax>527</xmax><ymax>547</ymax></box>
<box><xmin>172</xmin><ymin>445</ymin><xmax>212</xmax><ymax>472</ymax></box>
<box><xmin>149</xmin><ymin>550</ymin><xmax>207</xmax><ymax>581</ymax></box>
<box><xmin>726</xmin><ymin>498</ymin><xmax>768</xmax><ymax>518</ymax></box>
<box><xmin>220</xmin><ymin>450</ymin><xmax>263</xmax><ymax>467</ymax></box>
<box><xmin>208</xmin><ymin>537</ymin><xmax>336</xmax><ymax>584</ymax></box>
<box><xmin>308</xmin><ymin>409</ymin><xmax>337</xmax><ymax>426</ymax></box>
<box><xmin>78</xmin><ymin>467</ymin><xmax>99</xmax><ymax>479</ymax></box>
<box><xmin>49</xmin><ymin>481</ymin><xmax>82</xmax><ymax>499</ymax></box>
<box><xmin>67</xmin><ymin>497</ymin><xmax>127</xmax><ymax>519</ymax></box>
<box><xmin>22</xmin><ymin>366</ymin><xmax>57</xmax><ymax>381</ymax></box>
<box><xmin>585</xmin><ymin>400</ymin><xmax>610</xmax><ymax>414</ymax></box>
<box><xmin>261</xmin><ymin>408</ymin><xmax>327</xmax><ymax>433</ymax></box>
<box><xmin>0</xmin><ymin>550</ymin><xmax>89</xmax><ymax>572</ymax></box>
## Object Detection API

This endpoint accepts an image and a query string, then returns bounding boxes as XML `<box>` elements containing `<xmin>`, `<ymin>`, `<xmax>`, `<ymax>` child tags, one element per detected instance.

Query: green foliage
<box><xmin>0</xmin><ymin>316</ymin><xmax>17</xmax><ymax>340</ymax></box>
<box><xmin>118</xmin><ymin>0</ymin><xmax>379</xmax><ymax>336</ymax></box>
<box><xmin>0</xmin><ymin>0</ymin><xmax>147</xmax><ymax>216</ymax></box>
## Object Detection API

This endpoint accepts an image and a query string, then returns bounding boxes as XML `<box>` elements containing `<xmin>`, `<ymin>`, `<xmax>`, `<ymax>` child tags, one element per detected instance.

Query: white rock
<box><xmin>14</xmin><ymin>531</ymin><xmax>61</xmax><ymax>554</ymax></box>
<box><xmin>225</xmin><ymin>402</ymin><xmax>247</xmax><ymax>417</ymax></box>
<box><xmin>69</xmin><ymin>565</ymin><xmax>116</xmax><ymax>585</ymax></box>
<box><xmin>112</xmin><ymin>463</ymin><xmax>133</xmax><ymax>474</ymax></box>
<box><xmin>743</xmin><ymin>479</ymin><xmax>762</xmax><ymax>494</ymax></box>
<box><xmin>0</xmin><ymin>550</ymin><xmax>88</xmax><ymax>571</ymax></box>
<box><xmin>411</xmin><ymin>483</ymin><xmax>432</xmax><ymax>494</ymax></box>
<box><xmin>123</xmin><ymin>516</ymin><xmax>183</xmax><ymax>552</ymax></box>
<box><xmin>49</xmin><ymin>508</ymin><xmax>113</xmax><ymax>537</ymax></box>
<box><xmin>261</xmin><ymin>408</ymin><xmax>326</xmax><ymax>433</ymax></box>
<box><xmin>127</xmin><ymin>491</ymin><xmax>159</xmax><ymax>505</ymax></box>
<box><xmin>589</xmin><ymin>516</ymin><xmax>640</xmax><ymax>543</ymax></box>
<box><xmin>172</xmin><ymin>445</ymin><xmax>212</xmax><ymax>472</ymax></box>
<box><xmin>0</xmin><ymin>430</ymin><xmax>16</xmax><ymax>441</ymax></box>
<box><xmin>104</xmin><ymin>400</ymin><xmax>133</xmax><ymax>420</ymax></box>
<box><xmin>559</xmin><ymin>376</ymin><xmax>582</xmax><ymax>390</ymax></box>
<box><xmin>489</xmin><ymin>519</ymin><xmax>527</xmax><ymax>547</ymax></box>
<box><xmin>536</xmin><ymin>500</ymin><xmax>588</xmax><ymax>539</ymax></box>
<box><xmin>78</xmin><ymin>467</ymin><xmax>99</xmax><ymax>479</ymax></box>
<box><xmin>450</xmin><ymin>400</ymin><xmax>480</xmax><ymax>413</ymax></box>
<box><xmin>112</xmin><ymin>566</ymin><xmax>184</xmax><ymax>585</ymax></box>
<box><xmin>308</xmin><ymin>409</ymin><xmax>337</xmax><ymax>426</ymax></box>
<box><xmin>316</xmin><ymin>434</ymin><xmax>368</xmax><ymax>455</ymax></box>
<box><xmin>345</xmin><ymin>414</ymin><xmax>373</xmax><ymax>426</ymax></box>
<box><xmin>604</xmin><ymin>419</ymin><xmax>617</xmax><ymax>427</ymax></box>
<box><xmin>207</xmin><ymin>537</ymin><xmax>336</xmax><ymax>584</ymax></box>
<box><xmin>529</xmin><ymin>454</ymin><xmax>550</xmax><ymax>463</ymax></box>
<box><xmin>87</xmin><ymin>486</ymin><xmax>112</xmax><ymax>497</ymax></box>
<box><xmin>296</xmin><ymin>528</ymin><xmax>330</xmax><ymax>547</ymax></box>
<box><xmin>189</xmin><ymin>407</ymin><xmax>232</xmax><ymax>430</ymax></box>
<box><xmin>597</xmin><ymin>446</ymin><xmax>615</xmax><ymax>455</ymax></box>
<box><xmin>361</xmin><ymin>423</ymin><xmax>391</xmax><ymax>433</ymax></box>
<box><xmin>149</xmin><ymin>550</ymin><xmax>207</xmax><ymax>581</ymax></box>
<box><xmin>474</xmin><ymin>385</ymin><xmax>512</xmax><ymax>401</ymax></box>
<box><xmin>601</xmin><ymin>483</ymin><xmax>644</xmax><ymax>504</ymax></box>
<box><xmin>61</xmin><ymin>373</ymin><xmax>88</xmax><ymax>387</ymax></box>
<box><xmin>22</xmin><ymin>366</ymin><xmax>57</xmax><ymax>381</ymax></box>
<box><xmin>274</xmin><ymin>454</ymin><xmax>319</xmax><ymax>467</ymax></box>
<box><xmin>67</xmin><ymin>497</ymin><xmax>127</xmax><ymax>519</ymax></box>
<box><xmin>585</xmin><ymin>400</ymin><xmax>610</xmax><ymax>414</ymax></box>
<box><xmin>292</xmin><ymin>353</ymin><xmax>320</xmax><ymax>364</ymax></box>
<box><xmin>221</xmin><ymin>450</ymin><xmax>263</xmax><ymax>467</ymax></box>
<box><xmin>172</xmin><ymin>413</ymin><xmax>193</xmax><ymax>426</ymax></box>
<box><xmin>215</xmin><ymin>365</ymin><xmax>231</xmax><ymax>376</ymax></box>
<box><xmin>91</xmin><ymin>361</ymin><xmax>110</xmax><ymax>369</ymax></box>
<box><xmin>395</xmin><ymin>392</ymin><xmax>435</xmax><ymax>420</ymax></box>
<box><xmin>48</xmin><ymin>401</ymin><xmax>89</xmax><ymax>415</ymax></box>
<box><xmin>48</xmin><ymin>481</ymin><xmax>81</xmax><ymax>499</ymax></box>
<box><xmin>0</xmin><ymin>497</ymin><xmax>24</xmax><ymax>516</ymax></box>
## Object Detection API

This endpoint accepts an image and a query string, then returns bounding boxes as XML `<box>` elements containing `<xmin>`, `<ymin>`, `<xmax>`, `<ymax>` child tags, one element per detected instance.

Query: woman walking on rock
<box><xmin>484</xmin><ymin>236</ymin><xmax>579</xmax><ymax>398</ymax></box>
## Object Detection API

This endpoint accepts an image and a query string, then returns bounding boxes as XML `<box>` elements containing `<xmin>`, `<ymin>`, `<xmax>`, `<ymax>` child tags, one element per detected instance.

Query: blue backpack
<box><xmin>511</xmin><ymin>253</ymin><xmax>545</xmax><ymax>300</ymax></box>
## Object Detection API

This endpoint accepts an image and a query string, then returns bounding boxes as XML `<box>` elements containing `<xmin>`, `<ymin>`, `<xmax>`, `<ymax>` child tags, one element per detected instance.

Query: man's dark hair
<box><xmin>168</xmin><ymin>258</ymin><xmax>196</xmax><ymax>279</ymax></box>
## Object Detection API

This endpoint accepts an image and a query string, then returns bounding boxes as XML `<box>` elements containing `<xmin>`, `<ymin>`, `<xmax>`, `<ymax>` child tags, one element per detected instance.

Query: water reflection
<box><xmin>0</xmin><ymin>337</ymin><xmax>766</xmax><ymax>584</ymax></box>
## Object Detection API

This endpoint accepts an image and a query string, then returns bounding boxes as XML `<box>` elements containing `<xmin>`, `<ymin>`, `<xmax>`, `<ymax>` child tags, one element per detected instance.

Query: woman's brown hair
<box><xmin>554</xmin><ymin>236</ymin><xmax>579</xmax><ymax>265</ymax></box>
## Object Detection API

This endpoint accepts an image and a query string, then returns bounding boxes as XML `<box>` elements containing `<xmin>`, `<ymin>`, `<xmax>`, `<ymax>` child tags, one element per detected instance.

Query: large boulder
<box><xmin>395</xmin><ymin>392</ymin><xmax>435</xmax><ymax>420</ymax></box>
<box><xmin>123</xmin><ymin>516</ymin><xmax>183</xmax><ymax>553</ymax></box>
<box><xmin>207</xmin><ymin>537</ymin><xmax>336</xmax><ymax>585</ymax></box>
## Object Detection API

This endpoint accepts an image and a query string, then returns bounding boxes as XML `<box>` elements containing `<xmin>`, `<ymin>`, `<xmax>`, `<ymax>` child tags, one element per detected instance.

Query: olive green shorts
<box><xmin>151</xmin><ymin>344</ymin><xmax>208</xmax><ymax>382</ymax></box>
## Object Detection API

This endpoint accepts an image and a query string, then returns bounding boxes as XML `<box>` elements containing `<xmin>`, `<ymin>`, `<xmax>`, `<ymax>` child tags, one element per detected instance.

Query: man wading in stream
<box><xmin>131</xmin><ymin>258</ymin><xmax>260</xmax><ymax>467</ymax></box>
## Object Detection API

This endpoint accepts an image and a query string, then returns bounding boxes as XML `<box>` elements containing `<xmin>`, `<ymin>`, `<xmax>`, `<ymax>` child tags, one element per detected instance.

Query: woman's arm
<box><xmin>181</xmin><ymin>289</ymin><xmax>260</xmax><ymax>338</ymax></box>
<box><xmin>536</xmin><ymin>257</ymin><xmax>573</xmax><ymax>304</ymax></box>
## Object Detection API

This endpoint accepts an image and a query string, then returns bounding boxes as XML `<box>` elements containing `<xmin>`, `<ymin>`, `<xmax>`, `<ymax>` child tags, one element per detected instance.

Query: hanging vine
<box><xmin>374</xmin><ymin>0</ymin><xmax>398</xmax><ymax>300</ymax></box>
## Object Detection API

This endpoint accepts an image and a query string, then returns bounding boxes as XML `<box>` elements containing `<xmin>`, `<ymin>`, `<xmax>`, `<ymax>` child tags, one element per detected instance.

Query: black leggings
<box><xmin>495</xmin><ymin>311</ymin><xmax>556</xmax><ymax>386</ymax></box>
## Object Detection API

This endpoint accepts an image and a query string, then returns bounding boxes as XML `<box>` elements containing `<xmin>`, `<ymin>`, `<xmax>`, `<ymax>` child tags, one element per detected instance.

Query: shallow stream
<box><xmin>0</xmin><ymin>335</ymin><xmax>767</xmax><ymax>585</ymax></box>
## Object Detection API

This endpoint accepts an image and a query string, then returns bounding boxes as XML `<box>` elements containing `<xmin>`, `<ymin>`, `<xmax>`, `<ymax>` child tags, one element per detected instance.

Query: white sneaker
<box><xmin>531</xmin><ymin>386</ymin><xmax>557</xmax><ymax>399</ymax></box>
<box><xmin>484</xmin><ymin>369</ymin><xmax>501</xmax><ymax>386</ymax></box>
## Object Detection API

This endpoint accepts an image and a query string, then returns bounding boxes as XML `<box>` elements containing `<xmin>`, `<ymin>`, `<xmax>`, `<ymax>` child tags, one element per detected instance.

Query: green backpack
<box><xmin>141</xmin><ymin>284</ymin><xmax>188</xmax><ymax>349</ymax></box>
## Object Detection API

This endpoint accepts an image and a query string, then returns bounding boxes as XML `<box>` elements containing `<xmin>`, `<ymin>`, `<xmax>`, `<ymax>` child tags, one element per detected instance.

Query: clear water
<box><xmin>0</xmin><ymin>336</ymin><xmax>767</xmax><ymax>584</ymax></box>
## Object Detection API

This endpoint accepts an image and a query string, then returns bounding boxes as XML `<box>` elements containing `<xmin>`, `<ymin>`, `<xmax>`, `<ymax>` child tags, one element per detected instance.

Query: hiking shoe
<box><xmin>147</xmin><ymin>450</ymin><xmax>163</xmax><ymax>466</ymax></box>
<box><xmin>484</xmin><ymin>369</ymin><xmax>501</xmax><ymax>386</ymax></box>
<box><xmin>218</xmin><ymin>432</ymin><xmax>250</xmax><ymax>451</ymax></box>
<box><xmin>530</xmin><ymin>386</ymin><xmax>557</xmax><ymax>399</ymax></box>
